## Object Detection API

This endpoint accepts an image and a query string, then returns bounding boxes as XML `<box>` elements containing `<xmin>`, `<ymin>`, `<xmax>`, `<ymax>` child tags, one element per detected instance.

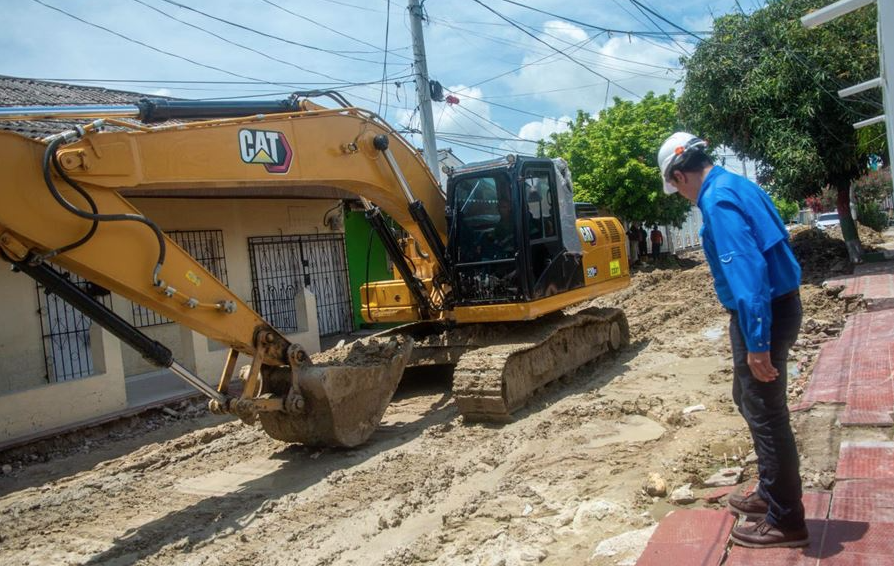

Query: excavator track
<box><xmin>451</xmin><ymin>307</ymin><xmax>628</xmax><ymax>422</ymax></box>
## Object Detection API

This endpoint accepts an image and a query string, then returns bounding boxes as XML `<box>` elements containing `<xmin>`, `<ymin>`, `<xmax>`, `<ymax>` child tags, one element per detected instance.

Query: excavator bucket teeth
<box><xmin>259</xmin><ymin>336</ymin><xmax>413</xmax><ymax>447</ymax></box>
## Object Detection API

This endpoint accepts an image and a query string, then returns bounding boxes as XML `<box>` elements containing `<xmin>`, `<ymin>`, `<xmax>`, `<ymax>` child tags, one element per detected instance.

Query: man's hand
<box><xmin>747</xmin><ymin>351</ymin><xmax>779</xmax><ymax>382</ymax></box>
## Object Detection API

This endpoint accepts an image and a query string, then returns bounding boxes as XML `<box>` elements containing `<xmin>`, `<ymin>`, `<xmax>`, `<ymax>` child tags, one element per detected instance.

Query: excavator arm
<box><xmin>0</xmin><ymin>99</ymin><xmax>448</xmax><ymax>446</ymax></box>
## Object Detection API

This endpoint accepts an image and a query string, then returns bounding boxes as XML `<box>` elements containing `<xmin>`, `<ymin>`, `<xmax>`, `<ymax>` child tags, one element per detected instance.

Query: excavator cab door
<box><xmin>446</xmin><ymin>157</ymin><xmax>585</xmax><ymax>306</ymax></box>
<box><xmin>447</xmin><ymin>169</ymin><xmax>524</xmax><ymax>304</ymax></box>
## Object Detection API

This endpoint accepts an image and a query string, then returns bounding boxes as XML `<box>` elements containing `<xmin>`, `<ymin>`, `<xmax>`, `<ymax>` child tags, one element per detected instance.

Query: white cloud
<box><xmin>150</xmin><ymin>88</ymin><xmax>173</xmax><ymax>97</ymax></box>
<box><xmin>504</xmin><ymin>23</ymin><xmax>685</xmax><ymax>115</ymax></box>
<box><xmin>520</xmin><ymin>115</ymin><xmax>571</xmax><ymax>141</ymax></box>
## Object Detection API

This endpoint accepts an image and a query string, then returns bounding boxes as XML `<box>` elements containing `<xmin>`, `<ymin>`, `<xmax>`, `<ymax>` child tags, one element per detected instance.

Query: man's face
<box><xmin>668</xmin><ymin>170</ymin><xmax>700</xmax><ymax>203</ymax></box>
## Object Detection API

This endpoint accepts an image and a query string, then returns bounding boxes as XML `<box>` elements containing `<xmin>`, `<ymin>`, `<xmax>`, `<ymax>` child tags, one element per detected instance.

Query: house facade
<box><xmin>0</xmin><ymin>77</ymin><xmax>385</xmax><ymax>446</ymax></box>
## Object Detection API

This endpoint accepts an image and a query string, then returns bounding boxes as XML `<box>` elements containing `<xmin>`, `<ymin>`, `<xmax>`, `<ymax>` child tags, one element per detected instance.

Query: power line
<box><xmin>429</xmin><ymin>18</ymin><xmax>681</xmax><ymax>70</ymax></box>
<box><xmin>469</xmin><ymin>0</ymin><xmax>642</xmax><ymax>100</ymax></box>
<box><xmin>129</xmin><ymin>0</ymin><xmax>363</xmax><ymax>84</ymax></box>
<box><xmin>496</xmin><ymin>0</ymin><xmax>710</xmax><ymax>37</ymax></box>
<box><xmin>31</xmin><ymin>0</ymin><xmax>299</xmax><ymax>89</ymax></box>
<box><xmin>627</xmin><ymin>0</ymin><xmax>693</xmax><ymax>57</ymax></box>
<box><xmin>378</xmin><ymin>0</ymin><xmax>392</xmax><ymax>115</ymax></box>
<box><xmin>478</xmin><ymin>74</ymin><xmax>678</xmax><ymax>100</ymax></box>
<box><xmin>436</xmin><ymin>132</ymin><xmax>539</xmax><ymax>143</ymax></box>
<box><xmin>628</xmin><ymin>0</ymin><xmax>703</xmax><ymax>41</ymax></box>
<box><xmin>609</xmin><ymin>0</ymin><xmax>692</xmax><ymax>56</ymax></box>
<box><xmin>460</xmin><ymin>34</ymin><xmax>599</xmax><ymax>90</ymax></box>
<box><xmin>157</xmin><ymin>0</ymin><xmax>389</xmax><ymax>63</ymax></box>
<box><xmin>452</xmin><ymin>102</ymin><xmax>527</xmax><ymax>141</ymax></box>
<box><xmin>430</xmin><ymin>16</ymin><xmax>684</xmax><ymax>73</ymax></box>
<box><xmin>446</xmin><ymin>88</ymin><xmax>565</xmax><ymax>121</ymax></box>
<box><xmin>259</xmin><ymin>0</ymin><xmax>412</xmax><ymax>60</ymax></box>
<box><xmin>498</xmin><ymin>16</ymin><xmax>687</xmax><ymax>77</ymax></box>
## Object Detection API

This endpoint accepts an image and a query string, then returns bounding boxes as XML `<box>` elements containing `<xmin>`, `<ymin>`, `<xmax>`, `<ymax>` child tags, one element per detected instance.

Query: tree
<box><xmin>678</xmin><ymin>0</ymin><xmax>882</xmax><ymax>260</ymax></box>
<box><xmin>772</xmin><ymin>196</ymin><xmax>799</xmax><ymax>223</ymax></box>
<box><xmin>538</xmin><ymin>92</ymin><xmax>690</xmax><ymax>227</ymax></box>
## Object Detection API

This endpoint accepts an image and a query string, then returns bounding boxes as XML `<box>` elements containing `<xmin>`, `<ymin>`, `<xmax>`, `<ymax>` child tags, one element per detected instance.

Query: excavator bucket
<box><xmin>258</xmin><ymin>336</ymin><xmax>413</xmax><ymax>447</ymax></box>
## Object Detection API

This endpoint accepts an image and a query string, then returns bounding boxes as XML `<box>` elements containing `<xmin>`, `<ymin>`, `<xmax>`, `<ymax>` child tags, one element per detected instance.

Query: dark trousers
<box><xmin>729</xmin><ymin>293</ymin><xmax>805</xmax><ymax>529</ymax></box>
<box><xmin>651</xmin><ymin>242</ymin><xmax>661</xmax><ymax>260</ymax></box>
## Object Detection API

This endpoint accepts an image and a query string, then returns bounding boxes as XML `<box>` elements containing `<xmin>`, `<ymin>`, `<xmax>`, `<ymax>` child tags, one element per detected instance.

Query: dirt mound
<box><xmin>789</xmin><ymin>227</ymin><xmax>851</xmax><ymax>284</ymax></box>
<box><xmin>311</xmin><ymin>335</ymin><xmax>408</xmax><ymax>366</ymax></box>
<box><xmin>824</xmin><ymin>222</ymin><xmax>887</xmax><ymax>245</ymax></box>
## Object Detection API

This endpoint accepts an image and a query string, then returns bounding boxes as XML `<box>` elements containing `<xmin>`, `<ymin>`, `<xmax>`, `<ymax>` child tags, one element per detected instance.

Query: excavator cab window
<box><xmin>523</xmin><ymin>167</ymin><xmax>561</xmax><ymax>286</ymax></box>
<box><xmin>448</xmin><ymin>171</ymin><xmax>522</xmax><ymax>303</ymax></box>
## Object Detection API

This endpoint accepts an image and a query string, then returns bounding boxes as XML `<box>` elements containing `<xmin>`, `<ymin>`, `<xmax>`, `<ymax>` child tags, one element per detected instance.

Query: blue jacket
<box><xmin>698</xmin><ymin>167</ymin><xmax>801</xmax><ymax>352</ymax></box>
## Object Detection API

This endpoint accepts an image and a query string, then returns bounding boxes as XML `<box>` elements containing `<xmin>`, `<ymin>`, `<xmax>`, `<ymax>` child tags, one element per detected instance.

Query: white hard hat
<box><xmin>657</xmin><ymin>132</ymin><xmax>708</xmax><ymax>195</ymax></box>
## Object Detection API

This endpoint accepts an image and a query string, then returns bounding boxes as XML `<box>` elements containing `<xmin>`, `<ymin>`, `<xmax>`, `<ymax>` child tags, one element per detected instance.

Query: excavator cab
<box><xmin>446</xmin><ymin>155</ymin><xmax>585</xmax><ymax>306</ymax></box>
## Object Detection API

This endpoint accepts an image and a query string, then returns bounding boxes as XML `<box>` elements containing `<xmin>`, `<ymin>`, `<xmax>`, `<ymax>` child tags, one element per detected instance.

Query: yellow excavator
<box><xmin>0</xmin><ymin>93</ymin><xmax>630</xmax><ymax>447</ymax></box>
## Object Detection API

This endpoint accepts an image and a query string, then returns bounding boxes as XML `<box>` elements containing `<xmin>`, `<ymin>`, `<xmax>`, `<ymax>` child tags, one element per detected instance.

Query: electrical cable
<box><xmin>493</xmin><ymin>15</ymin><xmax>687</xmax><ymax>76</ymax></box>
<box><xmin>496</xmin><ymin>0</ymin><xmax>710</xmax><ymax>37</ymax></box>
<box><xmin>469</xmin><ymin>0</ymin><xmax>643</xmax><ymax>100</ymax></box>
<box><xmin>259</xmin><ymin>0</ymin><xmax>411</xmax><ymax>59</ymax></box>
<box><xmin>628</xmin><ymin>0</ymin><xmax>704</xmax><ymax>41</ymax></box>
<box><xmin>129</xmin><ymin>0</ymin><xmax>374</xmax><ymax>85</ymax></box>
<box><xmin>445</xmin><ymin>88</ymin><xmax>572</xmax><ymax>121</ymax></box>
<box><xmin>451</xmin><ymin>103</ymin><xmax>527</xmax><ymax>142</ymax></box>
<box><xmin>627</xmin><ymin>0</ymin><xmax>692</xmax><ymax>57</ymax></box>
<box><xmin>31</xmin><ymin>0</ymin><xmax>301</xmax><ymax>88</ymax></box>
<box><xmin>478</xmin><ymin>75</ymin><xmax>677</xmax><ymax>100</ymax></box>
<box><xmin>378</xmin><ymin>0</ymin><xmax>392</xmax><ymax>116</ymax></box>
<box><xmin>156</xmin><ymin>0</ymin><xmax>389</xmax><ymax>62</ymax></box>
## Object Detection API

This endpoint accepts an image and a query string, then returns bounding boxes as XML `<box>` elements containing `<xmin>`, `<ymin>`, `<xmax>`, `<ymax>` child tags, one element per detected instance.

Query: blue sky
<box><xmin>3</xmin><ymin>0</ymin><xmax>761</xmax><ymax>164</ymax></box>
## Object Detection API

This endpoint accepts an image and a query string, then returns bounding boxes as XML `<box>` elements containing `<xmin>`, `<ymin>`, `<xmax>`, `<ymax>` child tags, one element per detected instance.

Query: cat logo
<box><xmin>239</xmin><ymin>129</ymin><xmax>293</xmax><ymax>174</ymax></box>
<box><xmin>579</xmin><ymin>226</ymin><xmax>597</xmax><ymax>245</ymax></box>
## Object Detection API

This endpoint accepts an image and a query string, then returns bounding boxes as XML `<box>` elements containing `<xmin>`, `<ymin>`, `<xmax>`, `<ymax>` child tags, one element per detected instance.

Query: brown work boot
<box><xmin>730</xmin><ymin>519</ymin><xmax>809</xmax><ymax>548</ymax></box>
<box><xmin>728</xmin><ymin>490</ymin><xmax>768</xmax><ymax>519</ymax></box>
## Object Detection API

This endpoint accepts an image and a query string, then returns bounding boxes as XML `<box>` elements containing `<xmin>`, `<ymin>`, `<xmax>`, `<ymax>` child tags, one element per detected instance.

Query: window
<box><xmin>524</xmin><ymin>170</ymin><xmax>557</xmax><ymax>240</ymax></box>
<box><xmin>453</xmin><ymin>173</ymin><xmax>516</xmax><ymax>263</ymax></box>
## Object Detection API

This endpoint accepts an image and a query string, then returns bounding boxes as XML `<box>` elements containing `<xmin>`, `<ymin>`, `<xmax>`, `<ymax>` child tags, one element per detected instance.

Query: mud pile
<box><xmin>789</xmin><ymin>227</ymin><xmax>851</xmax><ymax>284</ymax></box>
<box><xmin>824</xmin><ymin>222</ymin><xmax>887</xmax><ymax>246</ymax></box>
<box><xmin>311</xmin><ymin>336</ymin><xmax>407</xmax><ymax>366</ymax></box>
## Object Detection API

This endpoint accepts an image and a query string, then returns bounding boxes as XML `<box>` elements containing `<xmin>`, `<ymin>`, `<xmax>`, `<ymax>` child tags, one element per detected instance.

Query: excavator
<box><xmin>0</xmin><ymin>93</ymin><xmax>630</xmax><ymax>447</ymax></box>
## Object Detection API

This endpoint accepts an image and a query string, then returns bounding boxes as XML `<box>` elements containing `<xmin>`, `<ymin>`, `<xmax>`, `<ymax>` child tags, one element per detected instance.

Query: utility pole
<box><xmin>408</xmin><ymin>0</ymin><xmax>440</xmax><ymax>178</ymax></box>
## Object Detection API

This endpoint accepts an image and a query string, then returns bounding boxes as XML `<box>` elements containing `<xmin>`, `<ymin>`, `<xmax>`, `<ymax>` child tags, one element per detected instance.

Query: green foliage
<box><xmin>852</xmin><ymin>168</ymin><xmax>891</xmax><ymax>231</ymax></box>
<box><xmin>539</xmin><ymin>92</ymin><xmax>691</xmax><ymax>227</ymax></box>
<box><xmin>771</xmin><ymin>196</ymin><xmax>799</xmax><ymax>223</ymax></box>
<box><xmin>852</xmin><ymin>167</ymin><xmax>892</xmax><ymax>205</ymax></box>
<box><xmin>855</xmin><ymin>201</ymin><xmax>888</xmax><ymax>232</ymax></box>
<box><xmin>678</xmin><ymin>0</ymin><xmax>881</xmax><ymax>202</ymax></box>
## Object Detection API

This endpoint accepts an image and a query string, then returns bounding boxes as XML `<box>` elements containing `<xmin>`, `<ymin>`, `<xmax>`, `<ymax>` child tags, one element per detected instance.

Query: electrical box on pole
<box><xmin>408</xmin><ymin>0</ymin><xmax>440</xmax><ymax>180</ymax></box>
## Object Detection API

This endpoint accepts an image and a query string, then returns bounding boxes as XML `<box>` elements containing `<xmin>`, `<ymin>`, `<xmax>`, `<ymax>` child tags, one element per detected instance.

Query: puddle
<box><xmin>578</xmin><ymin>416</ymin><xmax>666</xmax><ymax>449</ymax></box>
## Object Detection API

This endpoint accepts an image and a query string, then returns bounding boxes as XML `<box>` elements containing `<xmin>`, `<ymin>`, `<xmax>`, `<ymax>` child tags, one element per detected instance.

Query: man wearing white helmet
<box><xmin>658</xmin><ymin>132</ymin><xmax>806</xmax><ymax>548</ymax></box>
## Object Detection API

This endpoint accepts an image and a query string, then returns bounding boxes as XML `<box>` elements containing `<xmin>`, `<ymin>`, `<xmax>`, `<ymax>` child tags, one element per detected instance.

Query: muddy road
<box><xmin>0</xmin><ymin>252</ymin><xmax>853</xmax><ymax>566</ymax></box>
